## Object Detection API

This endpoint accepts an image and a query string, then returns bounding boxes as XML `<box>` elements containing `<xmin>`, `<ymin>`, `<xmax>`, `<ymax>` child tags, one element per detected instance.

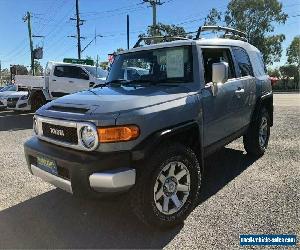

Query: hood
<box><xmin>0</xmin><ymin>91</ymin><xmax>15</xmax><ymax>96</ymax></box>
<box><xmin>0</xmin><ymin>91</ymin><xmax>21</xmax><ymax>98</ymax></box>
<box><xmin>42</xmin><ymin>85</ymin><xmax>191</xmax><ymax>115</ymax></box>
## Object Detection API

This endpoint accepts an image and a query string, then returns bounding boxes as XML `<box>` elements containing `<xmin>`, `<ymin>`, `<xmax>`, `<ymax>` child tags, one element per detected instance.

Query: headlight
<box><xmin>20</xmin><ymin>95</ymin><xmax>28</xmax><ymax>100</ymax></box>
<box><xmin>80</xmin><ymin>125</ymin><xmax>97</xmax><ymax>149</ymax></box>
<box><xmin>33</xmin><ymin>117</ymin><xmax>38</xmax><ymax>135</ymax></box>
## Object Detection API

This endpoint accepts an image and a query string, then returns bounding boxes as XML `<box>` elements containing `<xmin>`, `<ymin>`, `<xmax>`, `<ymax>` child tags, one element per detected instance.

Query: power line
<box><xmin>33</xmin><ymin>0</ymin><xmax>69</xmax><ymax>35</ymax></box>
<box><xmin>80</xmin><ymin>2</ymin><xmax>144</xmax><ymax>17</ymax></box>
<box><xmin>86</xmin><ymin>6</ymin><xmax>148</xmax><ymax>21</ymax></box>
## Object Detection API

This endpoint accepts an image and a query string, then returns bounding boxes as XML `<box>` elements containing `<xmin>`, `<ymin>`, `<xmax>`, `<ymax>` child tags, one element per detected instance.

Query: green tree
<box><xmin>204</xmin><ymin>8</ymin><xmax>222</xmax><ymax>26</ymax></box>
<box><xmin>33</xmin><ymin>60</ymin><xmax>44</xmax><ymax>76</ymax></box>
<box><xmin>100</xmin><ymin>61</ymin><xmax>109</xmax><ymax>70</ymax></box>
<box><xmin>0</xmin><ymin>68</ymin><xmax>10</xmax><ymax>84</ymax></box>
<box><xmin>267</xmin><ymin>68</ymin><xmax>281</xmax><ymax>78</ymax></box>
<box><xmin>280</xmin><ymin>64</ymin><xmax>299</xmax><ymax>89</ymax></box>
<box><xmin>15</xmin><ymin>65</ymin><xmax>28</xmax><ymax>75</ymax></box>
<box><xmin>139</xmin><ymin>23</ymin><xmax>186</xmax><ymax>44</ymax></box>
<box><xmin>224</xmin><ymin>0</ymin><xmax>288</xmax><ymax>65</ymax></box>
<box><xmin>286</xmin><ymin>36</ymin><xmax>300</xmax><ymax>67</ymax></box>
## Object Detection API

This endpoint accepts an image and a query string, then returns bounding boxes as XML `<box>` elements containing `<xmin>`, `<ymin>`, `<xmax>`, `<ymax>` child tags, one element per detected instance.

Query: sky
<box><xmin>0</xmin><ymin>0</ymin><xmax>299</xmax><ymax>70</ymax></box>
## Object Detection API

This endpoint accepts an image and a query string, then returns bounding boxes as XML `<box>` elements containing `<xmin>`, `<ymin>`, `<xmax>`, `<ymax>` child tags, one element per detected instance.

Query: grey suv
<box><xmin>24</xmin><ymin>27</ymin><xmax>273</xmax><ymax>228</ymax></box>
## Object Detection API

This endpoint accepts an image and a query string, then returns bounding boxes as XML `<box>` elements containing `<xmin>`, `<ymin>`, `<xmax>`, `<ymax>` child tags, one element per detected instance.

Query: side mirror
<box><xmin>211</xmin><ymin>62</ymin><xmax>229</xmax><ymax>96</ymax></box>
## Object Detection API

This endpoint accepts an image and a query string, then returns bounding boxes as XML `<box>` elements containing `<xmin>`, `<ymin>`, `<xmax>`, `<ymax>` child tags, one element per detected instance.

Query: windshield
<box><xmin>0</xmin><ymin>85</ymin><xmax>16</xmax><ymax>92</ymax></box>
<box><xmin>84</xmin><ymin>66</ymin><xmax>108</xmax><ymax>79</ymax></box>
<box><xmin>107</xmin><ymin>46</ymin><xmax>193</xmax><ymax>84</ymax></box>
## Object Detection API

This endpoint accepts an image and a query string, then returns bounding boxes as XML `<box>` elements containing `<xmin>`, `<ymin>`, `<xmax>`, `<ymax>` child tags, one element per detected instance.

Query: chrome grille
<box><xmin>35</xmin><ymin>115</ymin><xmax>99</xmax><ymax>151</ymax></box>
<box><xmin>42</xmin><ymin>123</ymin><xmax>78</xmax><ymax>144</ymax></box>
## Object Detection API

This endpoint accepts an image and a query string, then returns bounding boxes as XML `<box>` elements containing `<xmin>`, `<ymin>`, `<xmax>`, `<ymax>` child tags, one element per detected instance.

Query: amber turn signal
<box><xmin>97</xmin><ymin>125</ymin><xmax>140</xmax><ymax>143</ymax></box>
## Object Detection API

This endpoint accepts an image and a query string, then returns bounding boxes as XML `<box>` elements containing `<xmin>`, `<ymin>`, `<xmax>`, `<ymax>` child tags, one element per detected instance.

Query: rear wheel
<box><xmin>130</xmin><ymin>143</ymin><xmax>201</xmax><ymax>229</ymax></box>
<box><xmin>243</xmin><ymin>108</ymin><xmax>270</xmax><ymax>156</ymax></box>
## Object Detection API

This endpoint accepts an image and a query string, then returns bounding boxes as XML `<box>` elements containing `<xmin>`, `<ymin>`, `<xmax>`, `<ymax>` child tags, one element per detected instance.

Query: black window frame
<box><xmin>201</xmin><ymin>47</ymin><xmax>237</xmax><ymax>84</ymax></box>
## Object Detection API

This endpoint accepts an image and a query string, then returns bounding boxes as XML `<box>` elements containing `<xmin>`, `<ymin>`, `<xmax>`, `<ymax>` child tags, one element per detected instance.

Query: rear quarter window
<box><xmin>256</xmin><ymin>52</ymin><xmax>267</xmax><ymax>76</ymax></box>
<box><xmin>232</xmin><ymin>47</ymin><xmax>254</xmax><ymax>77</ymax></box>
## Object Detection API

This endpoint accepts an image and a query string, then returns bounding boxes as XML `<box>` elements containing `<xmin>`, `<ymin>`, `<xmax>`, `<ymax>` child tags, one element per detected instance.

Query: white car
<box><xmin>0</xmin><ymin>85</ymin><xmax>17</xmax><ymax>108</ymax></box>
<box><xmin>6</xmin><ymin>91</ymin><xmax>31</xmax><ymax>111</ymax></box>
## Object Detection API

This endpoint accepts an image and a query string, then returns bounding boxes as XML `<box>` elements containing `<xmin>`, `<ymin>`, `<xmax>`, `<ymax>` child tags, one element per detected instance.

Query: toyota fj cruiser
<box><xmin>24</xmin><ymin>26</ymin><xmax>273</xmax><ymax>228</ymax></box>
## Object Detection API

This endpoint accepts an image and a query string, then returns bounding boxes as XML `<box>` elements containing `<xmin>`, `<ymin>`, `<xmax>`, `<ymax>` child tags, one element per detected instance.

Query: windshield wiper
<box><xmin>93</xmin><ymin>78</ymin><xmax>180</xmax><ymax>88</ymax></box>
<box><xmin>124</xmin><ymin>79</ymin><xmax>157</xmax><ymax>85</ymax></box>
<box><xmin>93</xmin><ymin>79</ymin><xmax>128</xmax><ymax>88</ymax></box>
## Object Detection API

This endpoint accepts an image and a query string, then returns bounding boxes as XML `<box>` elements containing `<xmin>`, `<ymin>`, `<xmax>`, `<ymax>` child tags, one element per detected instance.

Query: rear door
<box><xmin>201</xmin><ymin>47</ymin><xmax>247</xmax><ymax>147</ymax></box>
<box><xmin>232</xmin><ymin>47</ymin><xmax>256</xmax><ymax>126</ymax></box>
<box><xmin>49</xmin><ymin>65</ymin><xmax>90</xmax><ymax>98</ymax></box>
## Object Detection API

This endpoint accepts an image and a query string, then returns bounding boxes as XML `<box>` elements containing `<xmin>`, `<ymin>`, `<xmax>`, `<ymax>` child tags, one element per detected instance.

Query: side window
<box><xmin>257</xmin><ymin>53</ymin><xmax>267</xmax><ymax>75</ymax></box>
<box><xmin>54</xmin><ymin>66</ymin><xmax>89</xmax><ymax>79</ymax></box>
<box><xmin>69</xmin><ymin>66</ymin><xmax>89</xmax><ymax>80</ymax></box>
<box><xmin>54</xmin><ymin>66</ymin><xmax>68</xmax><ymax>77</ymax></box>
<box><xmin>232</xmin><ymin>47</ymin><xmax>253</xmax><ymax>77</ymax></box>
<box><xmin>202</xmin><ymin>48</ymin><xmax>236</xmax><ymax>83</ymax></box>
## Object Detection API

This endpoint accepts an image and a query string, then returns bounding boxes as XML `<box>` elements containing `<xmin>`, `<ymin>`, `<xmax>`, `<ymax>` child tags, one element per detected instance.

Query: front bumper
<box><xmin>7</xmin><ymin>99</ymin><xmax>31</xmax><ymax>111</ymax></box>
<box><xmin>24</xmin><ymin>137</ymin><xmax>136</xmax><ymax>196</ymax></box>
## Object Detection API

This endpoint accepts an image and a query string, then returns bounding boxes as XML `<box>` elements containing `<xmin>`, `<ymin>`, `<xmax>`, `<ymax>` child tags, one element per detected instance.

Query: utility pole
<box><xmin>127</xmin><ymin>15</ymin><xmax>130</xmax><ymax>50</ymax></box>
<box><xmin>70</xmin><ymin>0</ymin><xmax>85</xmax><ymax>59</ymax></box>
<box><xmin>143</xmin><ymin>0</ymin><xmax>163</xmax><ymax>26</ymax></box>
<box><xmin>0</xmin><ymin>60</ymin><xmax>2</xmax><ymax>85</ymax></box>
<box><xmin>23</xmin><ymin>12</ymin><xmax>34</xmax><ymax>75</ymax></box>
<box><xmin>76</xmin><ymin>0</ymin><xmax>81</xmax><ymax>59</ymax></box>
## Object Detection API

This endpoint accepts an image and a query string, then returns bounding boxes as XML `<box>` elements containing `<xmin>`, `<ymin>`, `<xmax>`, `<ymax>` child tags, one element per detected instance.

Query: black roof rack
<box><xmin>195</xmin><ymin>25</ymin><xmax>247</xmax><ymax>41</ymax></box>
<box><xmin>133</xmin><ymin>35</ymin><xmax>189</xmax><ymax>48</ymax></box>
<box><xmin>132</xmin><ymin>26</ymin><xmax>247</xmax><ymax>49</ymax></box>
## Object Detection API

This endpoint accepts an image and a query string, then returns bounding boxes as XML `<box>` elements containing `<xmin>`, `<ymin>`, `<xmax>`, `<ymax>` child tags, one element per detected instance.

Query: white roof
<box><xmin>119</xmin><ymin>38</ymin><xmax>260</xmax><ymax>54</ymax></box>
<box><xmin>47</xmin><ymin>61</ymin><xmax>98</xmax><ymax>68</ymax></box>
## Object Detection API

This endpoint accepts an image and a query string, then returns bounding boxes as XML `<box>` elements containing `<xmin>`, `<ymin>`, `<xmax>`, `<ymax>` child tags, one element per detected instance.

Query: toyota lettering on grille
<box><xmin>50</xmin><ymin>128</ymin><xmax>65</xmax><ymax>137</ymax></box>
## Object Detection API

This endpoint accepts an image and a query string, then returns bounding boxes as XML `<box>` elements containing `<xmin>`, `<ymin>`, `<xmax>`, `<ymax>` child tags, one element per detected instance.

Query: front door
<box><xmin>49</xmin><ymin>65</ymin><xmax>90</xmax><ymax>98</ymax></box>
<box><xmin>201</xmin><ymin>47</ymin><xmax>246</xmax><ymax>147</ymax></box>
<box><xmin>232</xmin><ymin>47</ymin><xmax>256</xmax><ymax>126</ymax></box>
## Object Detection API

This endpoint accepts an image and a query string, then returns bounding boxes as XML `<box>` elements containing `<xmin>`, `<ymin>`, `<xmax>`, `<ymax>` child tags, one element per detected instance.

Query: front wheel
<box><xmin>130</xmin><ymin>143</ymin><xmax>202</xmax><ymax>229</ymax></box>
<box><xmin>243</xmin><ymin>108</ymin><xmax>270</xmax><ymax>156</ymax></box>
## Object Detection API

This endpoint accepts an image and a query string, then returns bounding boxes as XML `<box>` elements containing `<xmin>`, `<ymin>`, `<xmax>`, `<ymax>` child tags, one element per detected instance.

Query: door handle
<box><xmin>235</xmin><ymin>88</ymin><xmax>245</xmax><ymax>94</ymax></box>
<box><xmin>52</xmin><ymin>79</ymin><xmax>56</xmax><ymax>81</ymax></box>
<box><xmin>69</xmin><ymin>81</ymin><xmax>74</xmax><ymax>83</ymax></box>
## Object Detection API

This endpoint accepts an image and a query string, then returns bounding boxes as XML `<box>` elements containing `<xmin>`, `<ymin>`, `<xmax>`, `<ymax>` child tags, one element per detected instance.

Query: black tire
<box><xmin>31</xmin><ymin>93</ymin><xmax>46</xmax><ymax>111</ymax></box>
<box><xmin>130</xmin><ymin>143</ymin><xmax>202</xmax><ymax>229</ymax></box>
<box><xmin>243</xmin><ymin>107</ymin><xmax>270</xmax><ymax>156</ymax></box>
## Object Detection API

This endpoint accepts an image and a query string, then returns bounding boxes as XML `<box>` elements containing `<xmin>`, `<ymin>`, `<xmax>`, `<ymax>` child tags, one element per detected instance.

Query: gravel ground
<box><xmin>0</xmin><ymin>93</ymin><xmax>299</xmax><ymax>249</ymax></box>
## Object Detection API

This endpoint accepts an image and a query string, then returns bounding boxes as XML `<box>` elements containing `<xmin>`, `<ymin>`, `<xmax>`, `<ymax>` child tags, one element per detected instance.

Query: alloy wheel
<box><xmin>259</xmin><ymin>116</ymin><xmax>268</xmax><ymax>148</ymax></box>
<box><xmin>154</xmin><ymin>161</ymin><xmax>190</xmax><ymax>215</ymax></box>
